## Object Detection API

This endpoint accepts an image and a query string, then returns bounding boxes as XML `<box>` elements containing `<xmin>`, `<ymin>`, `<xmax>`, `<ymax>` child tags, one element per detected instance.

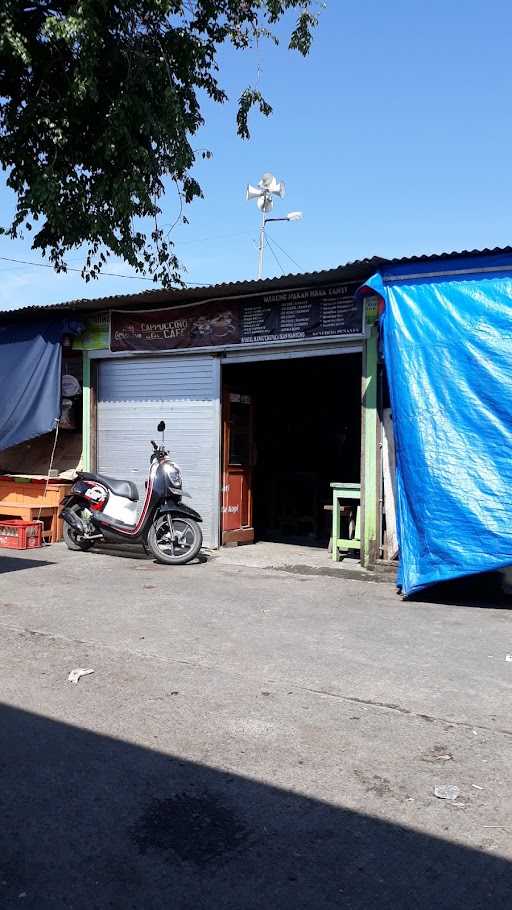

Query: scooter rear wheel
<box><xmin>147</xmin><ymin>514</ymin><xmax>202</xmax><ymax>565</ymax></box>
<box><xmin>63</xmin><ymin>504</ymin><xmax>95</xmax><ymax>552</ymax></box>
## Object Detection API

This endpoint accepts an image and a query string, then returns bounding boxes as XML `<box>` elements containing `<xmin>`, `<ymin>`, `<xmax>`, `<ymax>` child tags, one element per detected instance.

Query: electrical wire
<box><xmin>264</xmin><ymin>235</ymin><xmax>286</xmax><ymax>275</ymax></box>
<box><xmin>0</xmin><ymin>255</ymin><xmax>154</xmax><ymax>281</ymax></box>
<box><xmin>264</xmin><ymin>233</ymin><xmax>302</xmax><ymax>272</ymax></box>
<box><xmin>37</xmin><ymin>418</ymin><xmax>60</xmax><ymax>540</ymax></box>
<box><xmin>170</xmin><ymin>229</ymin><xmax>255</xmax><ymax>246</ymax></box>
<box><xmin>0</xmin><ymin>230</ymin><xmax>297</xmax><ymax>288</ymax></box>
<box><xmin>0</xmin><ymin>255</ymin><xmax>213</xmax><ymax>287</ymax></box>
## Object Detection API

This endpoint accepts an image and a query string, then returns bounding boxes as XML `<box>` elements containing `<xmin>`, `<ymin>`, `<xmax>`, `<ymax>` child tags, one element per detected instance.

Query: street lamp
<box><xmin>246</xmin><ymin>173</ymin><xmax>303</xmax><ymax>278</ymax></box>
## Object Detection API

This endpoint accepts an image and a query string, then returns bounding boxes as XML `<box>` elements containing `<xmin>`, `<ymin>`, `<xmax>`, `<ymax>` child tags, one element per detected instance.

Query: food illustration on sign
<box><xmin>191</xmin><ymin>310</ymin><xmax>237</xmax><ymax>341</ymax></box>
<box><xmin>110</xmin><ymin>304</ymin><xmax>241</xmax><ymax>351</ymax></box>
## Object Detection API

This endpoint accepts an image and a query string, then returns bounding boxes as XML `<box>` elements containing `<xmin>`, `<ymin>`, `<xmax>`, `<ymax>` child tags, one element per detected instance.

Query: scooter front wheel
<box><xmin>147</xmin><ymin>514</ymin><xmax>203</xmax><ymax>565</ymax></box>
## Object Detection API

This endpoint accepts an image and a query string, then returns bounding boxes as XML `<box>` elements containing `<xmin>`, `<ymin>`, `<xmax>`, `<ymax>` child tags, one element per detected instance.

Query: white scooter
<box><xmin>60</xmin><ymin>421</ymin><xmax>203</xmax><ymax>565</ymax></box>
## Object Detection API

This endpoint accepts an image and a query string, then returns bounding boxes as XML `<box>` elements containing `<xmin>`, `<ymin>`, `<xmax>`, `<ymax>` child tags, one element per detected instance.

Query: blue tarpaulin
<box><xmin>0</xmin><ymin>317</ymin><xmax>82</xmax><ymax>452</ymax></box>
<box><xmin>363</xmin><ymin>253</ymin><xmax>512</xmax><ymax>596</ymax></box>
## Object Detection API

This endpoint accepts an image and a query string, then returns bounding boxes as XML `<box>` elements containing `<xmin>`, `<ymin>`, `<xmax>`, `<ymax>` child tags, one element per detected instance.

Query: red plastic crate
<box><xmin>0</xmin><ymin>519</ymin><xmax>42</xmax><ymax>550</ymax></box>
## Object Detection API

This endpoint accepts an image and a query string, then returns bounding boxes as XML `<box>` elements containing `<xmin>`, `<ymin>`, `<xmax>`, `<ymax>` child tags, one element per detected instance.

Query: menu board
<box><xmin>240</xmin><ymin>284</ymin><xmax>363</xmax><ymax>344</ymax></box>
<box><xmin>110</xmin><ymin>284</ymin><xmax>363</xmax><ymax>353</ymax></box>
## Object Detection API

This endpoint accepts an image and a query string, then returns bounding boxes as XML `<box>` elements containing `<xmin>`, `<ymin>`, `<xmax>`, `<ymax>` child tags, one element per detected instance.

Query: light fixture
<box><xmin>286</xmin><ymin>211</ymin><xmax>303</xmax><ymax>222</ymax></box>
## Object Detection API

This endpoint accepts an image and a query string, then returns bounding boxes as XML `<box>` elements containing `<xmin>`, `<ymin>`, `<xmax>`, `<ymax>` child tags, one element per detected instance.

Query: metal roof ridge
<box><xmin>2</xmin><ymin>246</ymin><xmax>512</xmax><ymax>315</ymax></box>
<box><xmin>0</xmin><ymin>259</ymin><xmax>385</xmax><ymax>315</ymax></box>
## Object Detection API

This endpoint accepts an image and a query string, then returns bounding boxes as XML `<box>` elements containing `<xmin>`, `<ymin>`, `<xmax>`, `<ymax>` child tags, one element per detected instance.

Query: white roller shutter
<box><xmin>96</xmin><ymin>355</ymin><xmax>220</xmax><ymax>547</ymax></box>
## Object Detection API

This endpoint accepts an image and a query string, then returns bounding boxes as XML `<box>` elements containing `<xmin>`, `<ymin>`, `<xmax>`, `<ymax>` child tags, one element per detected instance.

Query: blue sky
<box><xmin>2</xmin><ymin>0</ymin><xmax>512</xmax><ymax>310</ymax></box>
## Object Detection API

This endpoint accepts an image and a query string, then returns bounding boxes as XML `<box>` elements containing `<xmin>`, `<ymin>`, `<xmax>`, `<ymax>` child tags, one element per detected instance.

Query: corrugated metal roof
<box><xmin>386</xmin><ymin>245</ymin><xmax>512</xmax><ymax>264</ymax></box>
<box><xmin>2</xmin><ymin>246</ymin><xmax>512</xmax><ymax>319</ymax></box>
<box><xmin>0</xmin><ymin>257</ymin><xmax>385</xmax><ymax>319</ymax></box>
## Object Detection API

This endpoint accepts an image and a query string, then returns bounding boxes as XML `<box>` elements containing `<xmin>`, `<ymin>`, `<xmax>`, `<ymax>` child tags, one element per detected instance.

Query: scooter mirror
<box><xmin>157</xmin><ymin>421</ymin><xmax>166</xmax><ymax>432</ymax></box>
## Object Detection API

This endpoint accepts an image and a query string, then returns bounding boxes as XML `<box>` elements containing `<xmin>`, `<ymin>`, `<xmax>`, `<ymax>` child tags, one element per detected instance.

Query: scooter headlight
<box><xmin>167</xmin><ymin>464</ymin><xmax>182</xmax><ymax>489</ymax></box>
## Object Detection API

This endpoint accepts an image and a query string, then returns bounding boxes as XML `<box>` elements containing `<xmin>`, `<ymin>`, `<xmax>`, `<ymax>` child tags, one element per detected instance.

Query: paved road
<box><xmin>1</xmin><ymin>544</ymin><xmax>511</xmax><ymax>908</ymax></box>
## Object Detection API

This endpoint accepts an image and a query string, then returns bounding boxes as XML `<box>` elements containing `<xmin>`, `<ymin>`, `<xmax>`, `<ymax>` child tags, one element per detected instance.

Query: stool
<box><xmin>331</xmin><ymin>482</ymin><xmax>361</xmax><ymax>561</ymax></box>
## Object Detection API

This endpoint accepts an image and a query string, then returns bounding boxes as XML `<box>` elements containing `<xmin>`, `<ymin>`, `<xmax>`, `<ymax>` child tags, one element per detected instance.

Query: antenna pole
<box><xmin>258</xmin><ymin>212</ymin><xmax>265</xmax><ymax>279</ymax></box>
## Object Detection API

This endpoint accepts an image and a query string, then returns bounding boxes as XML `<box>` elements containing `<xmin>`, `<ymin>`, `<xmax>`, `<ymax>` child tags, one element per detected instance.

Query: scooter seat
<box><xmin>80</xmin><ymin>471</ymin><xmax>139</xmax><ymax>502</ymax></box>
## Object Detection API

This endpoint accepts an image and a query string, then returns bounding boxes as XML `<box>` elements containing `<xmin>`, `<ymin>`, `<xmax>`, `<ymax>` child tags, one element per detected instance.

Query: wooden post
<box><xmin>81</xmin><ymin>352</ymin><xmax>91</xmax><ymax>471</ymax></box>
<box><xmin>361</xmin><ymin>324</ymin><xmax>379</xmax><ymax>567</ymax></box>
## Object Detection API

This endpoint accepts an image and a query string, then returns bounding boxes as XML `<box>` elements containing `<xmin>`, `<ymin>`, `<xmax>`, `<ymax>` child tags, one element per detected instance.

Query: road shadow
<box><xmin>0</xmin><ymin>555</ymin><xmax>54</xmax><ymax>574</ymax></box>
<box><xmin>88</xmin><ymin>542</ymin><xmax>151</xmax><ymax>561</ymax></box>
<box><xmin>409</xmin><ymin>571</ymin><xmax>512</xmax><ymax>609</ymax></box>
<box><xmin>85</xmin><ymin>543</ymin><xmax>212</xmax><ymax>566</ymax></box>
<box><xmin>1</xmin><ymin>702</ymin><xmax>510</xmax><ymax>909</ymax></box>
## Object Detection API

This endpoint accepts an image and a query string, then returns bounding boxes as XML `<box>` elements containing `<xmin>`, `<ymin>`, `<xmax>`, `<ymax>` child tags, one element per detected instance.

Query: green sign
<box><xmin>365</xmin><ymin>296</ymin><xmax>380</xmax><ymax>325</ymax></box>
<box><xmin>73</xmin><ymin>312</ymin><xmax>109</xmax><ymax>350</ymax></box>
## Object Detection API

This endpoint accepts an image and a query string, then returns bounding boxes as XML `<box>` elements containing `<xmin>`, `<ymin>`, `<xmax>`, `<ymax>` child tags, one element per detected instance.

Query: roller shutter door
<box><xmin>96</xmin><ymin>355</ymin><xmax>220</xmax><ymax>547</ymax></box>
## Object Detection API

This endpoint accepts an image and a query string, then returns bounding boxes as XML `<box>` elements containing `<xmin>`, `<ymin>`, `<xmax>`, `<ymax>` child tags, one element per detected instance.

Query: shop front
<box><xmin>5</xmin><ymin>246</ymin><xmax>512</xmax><ymax>585</ymax></box>
<box><xmin>0</xmin><ymin>263</ymin><xmax>381</xmax><ymax>560</ymax></box>
<box><xmin>81</xmin><ymin>275</ymin><xmax>376</xmax><ymax>556</ymax></box>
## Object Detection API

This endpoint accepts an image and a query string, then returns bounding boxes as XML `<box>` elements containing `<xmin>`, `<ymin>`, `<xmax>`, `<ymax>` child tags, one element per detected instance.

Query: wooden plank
<box><xmin>222</xmin><ymin>527</ymin><xmax>254</xmax><ymax>546</ymax></box>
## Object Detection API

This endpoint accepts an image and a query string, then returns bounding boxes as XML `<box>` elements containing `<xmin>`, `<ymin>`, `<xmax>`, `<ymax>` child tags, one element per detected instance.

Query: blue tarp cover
<box><xmin>0</xmin><ymin>317</ymin><xmax>81</xmax><ymax>452</ymax></box>
<box><xmin>364</xmin><ymin>254</ymin><xmax>512</xmax><ymax>595</ymax></box>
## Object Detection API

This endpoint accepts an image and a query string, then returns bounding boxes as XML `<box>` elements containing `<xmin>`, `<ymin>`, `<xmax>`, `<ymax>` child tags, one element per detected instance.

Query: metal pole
<box><xmin>257</xmin><ymin>212</ymin><xmax>265</xmax><ymax>279</ymax></box>
<box><xmin>81</xmin><ymin>352</ymin><xmax>91</xmax><ymax>472</ymax></box>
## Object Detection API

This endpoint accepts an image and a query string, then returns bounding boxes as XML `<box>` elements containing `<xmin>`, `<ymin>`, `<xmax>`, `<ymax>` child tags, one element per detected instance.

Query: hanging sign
<box><xmin>72</xmin><ymin>312</ymin><xmax>110</xmax><ymax>350</ymax></box>
<box><xmin>240</xmin><ymin>284</ymin><xmax>363</xmax><ymax>344</ymax></box>
<box><xmin>111</xmin><ymin>300</ymin><xmax>240</xmax><ymax>352</ymax></box>
<box><xmin>110</xmin><ymin>284</ymin><xmax>363</xmax><ymax>353</ymax></box>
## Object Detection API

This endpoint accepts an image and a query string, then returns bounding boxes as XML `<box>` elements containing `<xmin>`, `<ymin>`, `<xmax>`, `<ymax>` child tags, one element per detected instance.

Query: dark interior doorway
<box><xmin>222</xmin><ymin>353</ymin><xmax>361</xmax><ymax>546</ymax></box>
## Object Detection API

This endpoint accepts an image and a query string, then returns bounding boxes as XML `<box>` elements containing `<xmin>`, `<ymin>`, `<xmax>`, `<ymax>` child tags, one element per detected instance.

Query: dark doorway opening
<box><xmin>222</xmin><ymin>353</ymin><xmax>361</xmax><ymax>546</ymax></box>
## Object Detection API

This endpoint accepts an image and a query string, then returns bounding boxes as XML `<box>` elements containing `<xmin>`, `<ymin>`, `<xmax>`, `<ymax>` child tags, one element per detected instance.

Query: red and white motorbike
<box><xmin>60</xmin><ymin>422</ymin><xmax>203</xmax><ymax>565</ymax></box>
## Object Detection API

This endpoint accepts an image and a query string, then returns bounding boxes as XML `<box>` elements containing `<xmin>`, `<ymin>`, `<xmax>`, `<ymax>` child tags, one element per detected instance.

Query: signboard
<box><xmin>364</xmin><ymin>295</ymin><xmax>380</xmax><ymax>325</ymax></box>
<box><xmin>111</xmin><ymin>300</ymin><xmax>240</xmax><ymax>352</ymax></box>
<box><xmin>73</xmin><ymin>312</ymin><xmax>110</xmax><ymax>350</ymax></box>
<box><xmin>110</xmin><ymin>284</ymin><xmax>363</xmax><ymax>353</ymax></box>
<box><xmin>240</xmin><ymin>284</ymin><xmax>362</xmax><ymax>344</ymax></box>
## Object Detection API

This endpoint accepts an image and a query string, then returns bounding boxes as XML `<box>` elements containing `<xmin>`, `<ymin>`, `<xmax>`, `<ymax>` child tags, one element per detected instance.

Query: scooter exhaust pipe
<box><xmin>61</xmin><ymin>508</ymin><xmax>86</xmax><ymax>535</ymax></box>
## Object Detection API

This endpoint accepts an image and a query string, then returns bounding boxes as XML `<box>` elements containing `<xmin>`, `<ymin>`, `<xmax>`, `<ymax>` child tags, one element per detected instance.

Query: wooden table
<box><xmin>331</xmin><ymin>482</ymin><xmax>361</xmax><ymax>561</ymax></box>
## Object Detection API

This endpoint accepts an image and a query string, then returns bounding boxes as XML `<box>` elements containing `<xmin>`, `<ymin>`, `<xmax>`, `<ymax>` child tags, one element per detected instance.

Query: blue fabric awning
<box><xmin>362</xmin><ymin>254</ymin><xmax>512</xmax><ymax>595</ymax></box>
<box><xmin>0</xmin><ymin>317</ymin><xmax>82</xmax><ymax>452</ymax></box>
